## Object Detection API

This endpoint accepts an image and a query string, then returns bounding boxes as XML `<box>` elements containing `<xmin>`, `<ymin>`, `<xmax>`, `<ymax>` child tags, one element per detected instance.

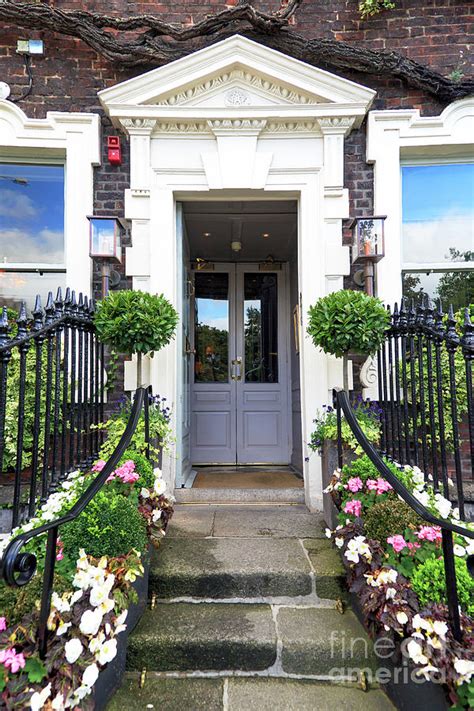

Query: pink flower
<box><xmin>0</xmin><ymin>648</ymin><xmax>26</xmax><ymax>673</ymax></box>
<box><xmin>375</xmin><ymin>478</ymin><xmax>392</xmax><ymax>495</ymax></box>
<box><xmin>387</xmin><ymin>534</ymin><xmax>408</xmax><ymax>553</ymax></box>
<box><xmin>346</xmin><ymin>477</ymin><xmax>363</xmax><ymax>493</ymax></box>
<box><xmin>366</xmin><ymin>479</ymin><xmax>378</xmax><ymax>490</ymax></box>
<box><xmin>92</xmin><ymin>460</ymin><xmax>106</xmax><ymax>472</ymax></box>
<box><xmin>107</xmin><ymin>460</ymin><xmax>139</xmax><ymax>485</ymax></box>
<box><xmin>407</xmin><ymin>541</ymin><xmax>421</xmax><ymax>551</ymax></box>
<box><xmin>56</xmin><ymin>539</ymin><xmax>64</xmax><ymax>562</ymax></box>
<box><xmin>416</xmin><ymin>526</ymin><xmax>442</xmax><ymax>543</ymax></box>
<box><xmin>343</xmin><ymin>499</ymin><xmax>362</xmax><ymax>517</ymax></box>
<box><xmin>0</xmin><ymin>618</ymin><xmax>6</xmax><ymax>632</ymax></box>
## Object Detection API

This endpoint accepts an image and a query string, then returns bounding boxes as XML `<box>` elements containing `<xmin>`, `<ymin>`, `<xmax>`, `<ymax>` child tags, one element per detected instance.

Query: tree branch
<box><xmin>0</xmin><ymin>1</ymin><xmax>472</xmax><ymax>103</ymax></box>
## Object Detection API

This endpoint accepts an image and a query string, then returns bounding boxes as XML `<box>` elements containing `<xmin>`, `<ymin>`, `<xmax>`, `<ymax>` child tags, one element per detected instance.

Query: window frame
<box><xmin>0</xmin><ymin>156</ymin><xmax>67</xmax><ymax>274</ymax></box>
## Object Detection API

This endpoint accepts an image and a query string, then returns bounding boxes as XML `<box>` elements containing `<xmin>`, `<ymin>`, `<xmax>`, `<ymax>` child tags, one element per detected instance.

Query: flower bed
<box><xmin>325</xmin><ymin>455</ymin><xmax>474</xmax><ymax>709</ymax></box>
<box><xmin>0</xmin><ymin>426</ymin><xmax>174</xmax><ymax>709</ymax></box>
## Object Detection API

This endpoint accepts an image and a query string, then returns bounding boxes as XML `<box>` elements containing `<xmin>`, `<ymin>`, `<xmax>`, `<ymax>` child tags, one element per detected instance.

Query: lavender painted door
<box><xmin>190</xmin><ymin>263</ymin><xmax>290</xmax><ymax>465</ymax></box>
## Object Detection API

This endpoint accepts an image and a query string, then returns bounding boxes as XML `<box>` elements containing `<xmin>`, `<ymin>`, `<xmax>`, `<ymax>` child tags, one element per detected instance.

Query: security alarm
<box><xmin>0</xmin><ymin>82</ymin><xmax>11</xmax><ymax>100</ymax></box>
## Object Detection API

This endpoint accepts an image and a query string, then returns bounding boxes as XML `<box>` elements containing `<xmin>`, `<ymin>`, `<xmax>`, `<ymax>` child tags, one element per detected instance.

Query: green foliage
<box><xmin>358</xmin><ymin>0</ymin><xmax>395</xmax><ymax>19</ymax></box>
<box><xmin>119</xmin><ymin>448</ymin><xmax>154</xmax><ymax>489</ymax></box>
<box><xmin>310</xmin><ymin>400</ymin><xmax>381</xmax><ymax>454</ymax></box>
<box><xmin>364</xmin><ymin>498</ymin><xmax>422</xmax><ymax>543</ymax></box>
<box><xmin>340</xmin><ymin>453</ymin><xmax>399</xmax><ymax>484</ymax></box>
<box><xmin>60</xmin><ymin>490</ymin><xmax>147</xmax><ymax>560</ymax></box>
<box><xmin>94</xmin><ymin>290</ymin><xmax>179</xmax><ymax>356</ymax></box>
<box><xmin>307</xmin><ymin>290</ymin><xmax>390</xmax><ymax>358</ymax></box>
<box><xmin>24</xmin><ymin>657</ymin><xmax>47</xmax><ymax>684</ymax></box>
<box><xmin>0</xmin><ymin>572</ymin><xmax>69</xmax><ymax>626</ymax></box>
<box><xmin>453</xmin><ymin>680</ymin><xmax>474</xmax><ymax>711</ymax></box>
<box><xmin>411</xmin><ymin>556</ymin><xmax>474</xmax><ymax>617</ymax></box>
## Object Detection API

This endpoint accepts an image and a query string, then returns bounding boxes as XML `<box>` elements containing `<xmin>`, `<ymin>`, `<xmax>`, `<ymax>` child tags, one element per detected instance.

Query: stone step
<box><xmin>126</xmin><ymin>603</ymin><xmax>377</xmax><ymax>675</ymax></box>
<box><xmin>108</xmin><ymin>675</ymin><xmax>393</xmax><ymax>710</ymax></box>
<box><xmin>174</xmin><ymin>488</ymin><xmax>306</xmax><ymax>504</ymax></box>
<box><xmin>149</xmin><ymin>537</ymin><xmax>313</xmax><ymax>599</ymax></box>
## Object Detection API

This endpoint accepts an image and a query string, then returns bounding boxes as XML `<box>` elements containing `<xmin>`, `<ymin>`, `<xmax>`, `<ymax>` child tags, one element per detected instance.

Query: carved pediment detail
<box><xmin>152</xmin><ymin>69</ymin><xmax>321</xmax><ymax>107</ymax></box>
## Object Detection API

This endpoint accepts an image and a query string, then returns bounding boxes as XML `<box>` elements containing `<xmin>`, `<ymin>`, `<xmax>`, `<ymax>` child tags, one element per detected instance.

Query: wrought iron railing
<box><xmin>0</xmin><ymin>288</ymin><xmax>104</xmax><ymax>531</ymax></box>
<box><xmin>0</xmin><ymin>386</ymin><xmax>150</xmax><ymax>658</ymax></box>
<box><xmin>334</xmin><ymin>388</ymin><xmax>474</xmax><ymax>642</ymax></box>
<box><xmin>376</xmin><ymin>297</ymin><xmax>473</xmax><ymax>519</ymax></box>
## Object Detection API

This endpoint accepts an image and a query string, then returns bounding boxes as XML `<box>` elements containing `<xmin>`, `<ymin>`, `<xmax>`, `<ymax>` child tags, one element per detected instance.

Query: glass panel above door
<box><xmin>194</xmin><ymin>272</ymin><xmax>229</xmax><ymax>383</ymax></box>
<box><xmin>244</xmin><ymin>273</ymin><xmax>278</xmax><ymax>383</ymax></box>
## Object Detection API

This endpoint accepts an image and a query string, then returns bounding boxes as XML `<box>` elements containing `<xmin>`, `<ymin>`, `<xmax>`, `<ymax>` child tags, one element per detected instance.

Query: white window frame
<box><xmin>0</xmin><ymin>99</ymin><xmax>101</xmax><ymax>297</ymax></box>
<box><xmin>367</xmin><ymin>97</ymin><xmax>474</xmax><ymax>306</ymax></box>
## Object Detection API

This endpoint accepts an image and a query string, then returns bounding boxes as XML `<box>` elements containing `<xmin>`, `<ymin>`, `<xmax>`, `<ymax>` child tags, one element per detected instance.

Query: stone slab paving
<box><xmin>278</xmin><ymin>607</ymin><xmax>378</xmax><ymax>675</ymax></box>
<box><xmin>108</xmin><ymin>675</ymin><xmax>394</xmax><ymax>710</ymax></box>
<box><xmin>126</xmin><ymin>602</ymin><xmax>277</xmax><ymax>672</ymax></box>
<box><xmin>303</xmin><ymin>538</ymin><xmax>347</xmax><ymax>600</ymax></box>
<box><xmin>212</xmin><ymin>505</ymin><xmax>327</xmax><ymax>539</ymax></box>
<box><xmin>150</xmin><ymin>537</ymin><xmax>313</xmax><ymax>598</ymax></box>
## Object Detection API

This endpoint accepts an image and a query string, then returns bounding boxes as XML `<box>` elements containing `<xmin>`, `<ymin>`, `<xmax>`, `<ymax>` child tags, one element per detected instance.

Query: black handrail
<box><xmin>334</xmin><ymin>388</ymin><xmax>473</xmax><ymax>642</ymax></box>
<box><xmin>0</xmin><ymin>386</ymin><xmax>149</xmax><ymax>658</ymax></box>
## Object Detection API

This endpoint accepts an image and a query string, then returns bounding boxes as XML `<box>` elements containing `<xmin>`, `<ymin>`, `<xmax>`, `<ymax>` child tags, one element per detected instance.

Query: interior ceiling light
<box><xmin>262</xmin><ymin>232</ymin><xmax>270</xmax><ymax>238</ymax></box>
<box><xmin>231</xmin><ymin>240</ymin><xmax>242</xmax><ymax>252</ymax></box>
<box><xmin>203</xmin><ymin>232</ymin><xmax>211</xmax><ymax>237</ymax></box>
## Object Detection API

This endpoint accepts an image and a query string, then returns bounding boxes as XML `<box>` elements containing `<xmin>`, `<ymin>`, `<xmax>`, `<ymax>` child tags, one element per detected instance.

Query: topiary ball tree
<box><xmin>307</xmin><ymin>290</ymin><xmax>390</xmax><ymax>391</ymax></box>
<box><xmin>94</xmin><ymin>290</ymin><xmax>179</xmax><ymax>387</ymax></box>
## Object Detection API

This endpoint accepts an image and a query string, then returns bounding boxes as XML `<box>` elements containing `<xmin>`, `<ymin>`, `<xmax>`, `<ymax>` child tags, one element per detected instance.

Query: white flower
<box><xmin>396</xmin><ymin>611</ymin><xmax>408</xmax><ymax>625</ymax></box>
<box><xmin>89</xmin><ymin>633</ymin><xmax>105</xmax><ymax>654</ymax></box>
<box><xmin>325</xmin><ymin>528</ymin><xmax>332</xmax><ymax>539</ymax></box>
<box><xmin>52</xmin><ymin>592</ymin><xmax>71</xmax><ymax>614</ymax></box>
<box><xmin>73</xmin><ymin>569</ymin><xmax>91</xmax><ymax>590</ymax></box>
<box><xmin>30</xmin><ymin>683</ymin><xmax>51</xmax><ymax>711</ymax></box>
<box><xmin>154</xmin><ymin>478</ymin><xmax>167</xmax><ymax>496</ymax></box>
<box><xmin>98</xmin><ymin>597</ymin><xmax>115</xmax><ymax>615</ymax></box>
<box><xmin>452</xmin><ymin>507</ymin><xmax>460</xmax><ymax>520</ymax></box>
<box><xmin>152</xmin><ymin>509</ymin><xmax>162</xmax><ymax>523</ymax></box>
<box><xmin>416</xmin><ymin>664</ymin><xmax>439</xmax><ymax>680</ymax></box>
<box><xmin>90</xmin><ymin>585</ymin><xmax>111</xmax><ymax>608</ymax></box>
<box><xmin>432</xmin><ymin>620</ymin><xmax>448</xmax><ymax>639</ymax></box>
<box><xmin>453</xmin><ymin>544</ymin><xmax>466</xmax><ymax>557</ymax></box>
<box><xmin>82</xmin><ymin>662</ymin><xmax>100</xmax><ymax>688</ymax></box>
<box><xmin>140</xmin><ymin>487</ymin><xmax>150</xmax><ymax>499</ymax></box>
<box><xmin>385</xmin><ymin>587</ymin><xmax>396</xmax><ymax>600</ymax></box>
<box><xmin>411</xmin><ymin>467</ymin><xmax>425</xmax><ymax>486</ymax></box>
<box><xmin>115</xmin><ymin>610</ymin><xmax>128</xmax><ymax>634</ymax></box>
<box><xmin>56</xmin><ymin>621</ymin><xmax>72</xmax><ymax>636</ymax></box>
<box><xmin>71</xmin><ymin>590</ymin><xmax>83</xmax><ymax>605</ymax></box>
<box><xmin>335</xmin><ymin>537</ymin><xmax>344</xmax><ymax>549</ymax></box>
<box><xmin>64</xmin><ymin>638</ymin><xmax>83</xmax><ymax>664</ymax></box>
<box><xmin>76</xmin><ymin>549</ymin><xmax>89</xmax><ymax>570</ymax></box>
<box><xmin>79</xmin><ymin>608</ymin><xmax>103</xmax><ymax>636</ymax></box>
<box><xmin>51</xmin><ymin>692</ymin><xmax>65</xmax><ymax>710</ymax></box>
<box><xmin>413</xmin><ymin>489</ymin><xmax>430</xmax><ymax>507</ymax></box>
<box><xmin>412</xmin><ymin>614</ymin><xmax>433</xmax><ymax>633</ymax></box>
<box><xmin>434</xmin><ymin>493</ymin><xmax>451</xmax><ymax>519</ymax></box>
<box><xmin>96</xmin><ymin>638</ymin><xmax>117</xmax><ymax>665</ymax></box>
<box><xmin>454</xmin><ymin>659</ymin><xmax>474</xmax><ymax>684</ymax></box>
<box><xmin>406</xmin><ymin>640</ymin><xmax>429</xmax><ymax>666</ymax></box>
<box><xmin>153</xmin><ymin>466</ymin><xmax>163</xmax><ymax>478</ymax></box>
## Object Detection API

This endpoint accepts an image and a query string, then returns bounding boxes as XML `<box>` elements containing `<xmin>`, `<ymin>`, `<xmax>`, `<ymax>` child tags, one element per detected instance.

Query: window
<box><xmin>0</xmin><ymin>162</ymin><xmax>66</xmax><ymax>311</ymax></box>
<box><xmin>401</xmin><ymin>162</ymin><xmax>474</xmax><ymax>311</ymax></box>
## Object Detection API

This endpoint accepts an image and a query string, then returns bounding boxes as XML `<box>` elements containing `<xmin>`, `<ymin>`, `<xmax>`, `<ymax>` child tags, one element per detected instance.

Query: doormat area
<box><xmin>192</xmin><ymin>468</ymin><xmax>304</xmax><ymax>489</ymax></box>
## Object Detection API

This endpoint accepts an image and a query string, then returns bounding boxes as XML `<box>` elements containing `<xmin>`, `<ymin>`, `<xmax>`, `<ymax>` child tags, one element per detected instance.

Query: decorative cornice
<box><xmin>119</xmin><ymin>117</ymin><xmax>157</xmax><ymax>133</ymax></box>
<box><xmin>317</xmin><ymin>116</ymin><xmax>355</xmax><ymax>135</ymax></box>
<box><xmin>262</xmin><ymin>120</ymin><xmax>320</xmax><ymax>135</ymax></box>
<box><xmin>153</xmin><ymin>69</ymin><xmax>319</xmax><ymax>107</ymax></box>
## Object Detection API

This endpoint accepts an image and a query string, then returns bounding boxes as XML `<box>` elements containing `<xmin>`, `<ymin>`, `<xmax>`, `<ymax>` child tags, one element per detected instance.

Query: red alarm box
<box><xmin>107</xmin><ymin>136</ymin><xmax>122</xmax><ymax>165</ymax></box>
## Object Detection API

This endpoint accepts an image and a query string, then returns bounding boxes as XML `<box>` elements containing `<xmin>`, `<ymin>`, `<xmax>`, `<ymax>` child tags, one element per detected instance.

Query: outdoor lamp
<box><xmin>349</xmin><ymin>216</ymin><xmax>386</xmax><ymax>296</ymax></box>
<box><xmin>88</xmin><ymin>216</ymin><xmax>124</xmax><ymax>297</ymax></box>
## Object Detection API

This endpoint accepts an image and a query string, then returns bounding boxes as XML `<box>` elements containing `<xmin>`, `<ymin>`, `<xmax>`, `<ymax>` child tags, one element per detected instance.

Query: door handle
<box><xmin>231</xmin><ymin>357</ymin><xmax>242</xmax><ymax>381</ymax></box>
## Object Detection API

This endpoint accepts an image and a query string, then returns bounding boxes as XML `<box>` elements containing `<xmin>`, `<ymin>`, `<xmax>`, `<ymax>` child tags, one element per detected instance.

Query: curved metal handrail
<box><xmin>334</xmin><ymin>388</ymin><xmax>473</xmax><ymax>540</ymax></box>
<box><xmin>0</xmin><ymin>386</ymin><xmax>147</xmax><ymax>587</ymax></box>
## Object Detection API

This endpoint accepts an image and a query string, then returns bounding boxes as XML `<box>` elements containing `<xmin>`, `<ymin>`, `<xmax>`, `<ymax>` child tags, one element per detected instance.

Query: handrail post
<box><xmin>334</xmin><ymin>388</ymin><xmax>343</xmax><ymax>470</ymax></box>
<box><xmin>441</xmin><ymin>528</ymin><xmax>462</xmax><ymax>642</ymax></box>
<box><xmin>38</xmin><ymin>526</ymin><xmax>58</xmax><ymax>659</ymax></box>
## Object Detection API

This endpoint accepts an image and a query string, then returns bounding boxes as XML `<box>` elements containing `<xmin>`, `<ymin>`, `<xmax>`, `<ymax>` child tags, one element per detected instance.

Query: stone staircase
<box><xmin>108</xmin><ymin>505</ymin><xmax>393</xmax><ymax>711</ymax></box>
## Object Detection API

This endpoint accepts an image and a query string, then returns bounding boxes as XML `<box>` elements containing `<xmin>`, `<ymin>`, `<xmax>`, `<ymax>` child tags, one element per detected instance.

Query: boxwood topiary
<box><xmin>411</xmin><ymin>555</ymin><xmax>474</xmax><ymax>616</ymax></box>
<box><xmin>364</xmin><ymin>498</ymin><xmax>422</xmax><ymax>545</ymax></box>
<box><xmin>119</xmin><ymin>448</ymin><xmax>154</xmax><ymax>489</ymax></box>
<box><xmin>61</xmin><ymin>490</ymin><xmax>147</xmax><ymax>561</ymax></box>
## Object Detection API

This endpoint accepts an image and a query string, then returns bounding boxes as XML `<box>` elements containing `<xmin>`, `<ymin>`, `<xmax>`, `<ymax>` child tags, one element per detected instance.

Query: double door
<box><xmin>190</xmin><ymin>263</ymin><xmax>290</xmax><ymax>465</ymax></box>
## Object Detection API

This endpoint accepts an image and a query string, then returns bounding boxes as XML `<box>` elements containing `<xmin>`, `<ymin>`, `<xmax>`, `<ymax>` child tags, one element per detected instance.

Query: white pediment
<box><xmin>99</xmin><ymin>35</ymin><xmax>375</xmax><ymax>118</ymax></box>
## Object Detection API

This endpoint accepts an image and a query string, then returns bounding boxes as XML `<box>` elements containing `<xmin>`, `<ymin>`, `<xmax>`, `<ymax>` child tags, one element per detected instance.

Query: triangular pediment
<box><xmin>99</xmin><ymin>35</ymin><xmax>375</xmax><ymax>112</ymax></box>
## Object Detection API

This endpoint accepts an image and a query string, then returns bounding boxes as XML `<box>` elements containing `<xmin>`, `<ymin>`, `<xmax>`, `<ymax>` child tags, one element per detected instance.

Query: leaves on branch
<box><xmin>0</xmin><ymin>1</ymin><xmax>472</xmax><ymax>102</ymax></box>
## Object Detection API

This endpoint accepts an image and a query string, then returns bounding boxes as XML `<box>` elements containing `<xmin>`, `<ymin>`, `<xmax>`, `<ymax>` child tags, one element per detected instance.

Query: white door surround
<box><xmin>99</xmin><ymin>35</ymin><xmax>376</xmax><ymax>510</ymax></box>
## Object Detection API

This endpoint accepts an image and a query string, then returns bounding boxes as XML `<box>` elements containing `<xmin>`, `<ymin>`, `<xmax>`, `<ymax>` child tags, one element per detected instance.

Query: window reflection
<box><xmin>194</xmin><ymin>273</ymin><xmax>229</xmax><ymax>383</ymax></box>
<box><xmin>244</xmin><ymin>273</ymin><xmax>278</xmax><ymax>383</ymax></box>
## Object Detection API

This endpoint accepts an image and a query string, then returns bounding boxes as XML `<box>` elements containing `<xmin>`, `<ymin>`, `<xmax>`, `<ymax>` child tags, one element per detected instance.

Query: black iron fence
<box><xmin>376</xmin><ymin>296</ymin><xmax>474</xmax><ymax>519</ymax></box>
<box><xmin>0</xmin><ymin>288</ymin><xmax>105</xmax><ymax>530</ymax></box>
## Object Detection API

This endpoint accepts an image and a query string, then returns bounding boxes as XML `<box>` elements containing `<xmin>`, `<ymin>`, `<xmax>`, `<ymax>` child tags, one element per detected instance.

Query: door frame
<box><xmin>188</xmin><ymin>260</ymin><xmax>292</xmax><ymax>466</ymax></box>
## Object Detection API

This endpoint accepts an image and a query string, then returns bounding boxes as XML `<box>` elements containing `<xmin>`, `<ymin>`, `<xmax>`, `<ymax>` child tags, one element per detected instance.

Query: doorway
<box><xmin>179</xmin><ymin>200</ymin><xmax>301</xmax><ymax>474</ymax></box>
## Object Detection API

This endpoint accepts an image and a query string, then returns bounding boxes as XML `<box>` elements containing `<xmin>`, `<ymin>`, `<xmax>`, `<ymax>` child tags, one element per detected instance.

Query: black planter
<box><xmin>92</xmin><ymin>547</ymin><xmax>151</xmax><ymax>711</ymax></box>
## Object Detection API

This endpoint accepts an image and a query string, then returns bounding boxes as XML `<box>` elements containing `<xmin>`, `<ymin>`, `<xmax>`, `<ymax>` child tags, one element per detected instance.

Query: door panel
<box><xmin>190</xmin><ymin>263</ymin><xmax>290</xmax><ymax>465</ymax></box>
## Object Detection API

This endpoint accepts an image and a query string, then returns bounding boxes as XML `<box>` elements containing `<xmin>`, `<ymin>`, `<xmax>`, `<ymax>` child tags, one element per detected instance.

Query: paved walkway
<box><xmin>108</xmin><ymin>505</ymin><xmax>393</xmax><ymax>710</ymax></box>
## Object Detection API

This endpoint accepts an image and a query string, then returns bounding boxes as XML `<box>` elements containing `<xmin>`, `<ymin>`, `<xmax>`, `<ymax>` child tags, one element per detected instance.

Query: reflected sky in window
<box><xmin>0</xmin><ymin>163</ymin><xmax>65</xmax><ymax>264</ymax></box>
<box><xmin>402</xmin><ymin>163</ymin><xmax>474</xmax><ymax>264</ymax></box>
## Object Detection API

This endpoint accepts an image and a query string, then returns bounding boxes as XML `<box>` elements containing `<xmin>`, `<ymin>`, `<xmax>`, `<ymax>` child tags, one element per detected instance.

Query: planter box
<box><xmin>321</xmin><ymin>440</ymin><xmax>357</xmax><ymax>530</ymax></box>
<box><xmin>93</xmin><ymin>547</ymin><xmax>151</xmax><ymax>711</ymax></box>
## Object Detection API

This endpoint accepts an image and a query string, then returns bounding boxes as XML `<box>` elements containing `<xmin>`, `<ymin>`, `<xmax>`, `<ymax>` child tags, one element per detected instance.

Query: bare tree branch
<box><xmin>0</xmin><ymin>1</ymin><xmax>472</xmax><ymax>102</ymax></box>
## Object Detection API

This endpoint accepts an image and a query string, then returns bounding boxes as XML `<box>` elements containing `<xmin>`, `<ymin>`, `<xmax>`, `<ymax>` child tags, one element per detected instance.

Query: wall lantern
<box><xmin>351</xmin><ymin>216</ymin><xmax>386</xmax><ymax>263</ymax></box>
<box><xmin>88</xmin><ymin>216</ymin><xmax>126</xmax><ymax>297</ymax></box>
<box><xmin>349</xmin><ymin>216</ymin><xmax>386</xmax><ymax>296</ymax></box>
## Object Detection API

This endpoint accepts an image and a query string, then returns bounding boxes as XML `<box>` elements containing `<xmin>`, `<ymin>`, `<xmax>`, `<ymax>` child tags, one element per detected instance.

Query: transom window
<box><xmin>0</xmin><ymin>162</ymin><xmax>66</xmax><ymax>311</ymax></box>
<box><xmin>401</xmin><ymin>162</ymin><xmax>474</xmax><ymax>311</ymax></box>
